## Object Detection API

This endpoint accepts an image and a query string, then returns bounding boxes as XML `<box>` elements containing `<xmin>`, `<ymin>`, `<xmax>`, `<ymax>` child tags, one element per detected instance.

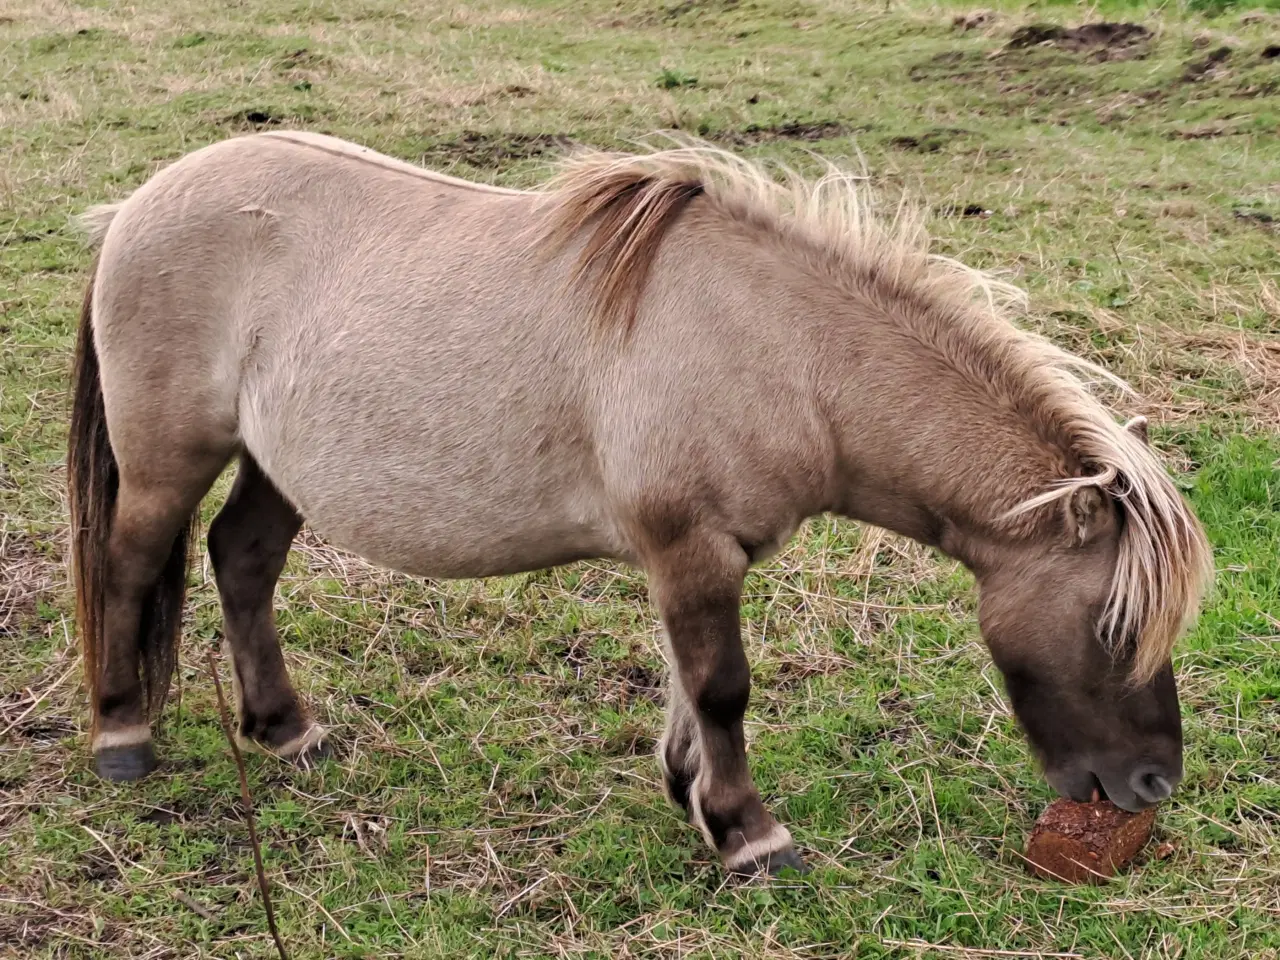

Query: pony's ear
<box><xmin>1124</xmin><ymin>415</ymin><xmax>1149</xmax><ymax>445</ymax></box>
<box><xmin>1066</xmin><ymin>485</ymin><xmax>1109</xmax><ymax>545</ymax></box>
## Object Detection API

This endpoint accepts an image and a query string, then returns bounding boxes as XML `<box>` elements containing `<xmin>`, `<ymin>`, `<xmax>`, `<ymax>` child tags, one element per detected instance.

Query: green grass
<box><xmin>2</xmin><ymin>1</ymin><xmax>1279</xmax><ymax>957</ymax></box>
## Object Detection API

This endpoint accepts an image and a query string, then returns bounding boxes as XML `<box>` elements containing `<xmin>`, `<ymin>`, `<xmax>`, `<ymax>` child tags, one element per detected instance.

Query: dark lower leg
<box><xmin>650</xmin><ymin>539</ymin><xmax>801</xmax><ymax>876</ymax></box>
<box><xmin>681</xmin><ymin>645</ymin><xmax>798</xmax><ymax>875</ymax></box>
<box><xmin>208</xmin><ymin>456</ymin><xmax>320</xmax><ymax>760</ymax></box>
<box><xmin>93</xmin><ymin>485</ymin><xmax>202</xmax><ymax>779</ymax></box>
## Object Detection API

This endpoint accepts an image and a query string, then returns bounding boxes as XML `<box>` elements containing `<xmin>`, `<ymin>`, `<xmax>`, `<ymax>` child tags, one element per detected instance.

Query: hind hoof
<box><xmin>95</xmin><ymin>742</ymin><xmax>157</xmax><ymax>782</ymax></box>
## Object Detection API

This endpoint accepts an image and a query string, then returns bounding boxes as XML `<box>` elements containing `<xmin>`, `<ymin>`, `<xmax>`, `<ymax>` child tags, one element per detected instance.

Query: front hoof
<box><xmin>266</xmin><ymin>722</ymin><xmax>331</xmax><ymax>769</ymax></box>
<box><xmin>289</xmin><ymin>735</ymin><xmax>332</xmax><ymax>769</ymax></box>
<box><xmin>95</xmin><ymin>741</ymin><xmax>157</xmax><ymax>782</ymax></box>
<box><xmin>764</xmin><ymin>847</ymin><xmax>810</xmax><ymax>877</ymax></box>
<box><xmin>727</xmin><ymin>846</ymin><xmax>809</xmax><ymax>878</ymax></box>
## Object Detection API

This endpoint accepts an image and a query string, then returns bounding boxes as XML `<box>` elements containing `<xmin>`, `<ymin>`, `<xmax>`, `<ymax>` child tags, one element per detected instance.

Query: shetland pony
<box><xmin>69</xmin><ymin>133</ymin><xmax>1211</xmax><ymax>874</ymax></box>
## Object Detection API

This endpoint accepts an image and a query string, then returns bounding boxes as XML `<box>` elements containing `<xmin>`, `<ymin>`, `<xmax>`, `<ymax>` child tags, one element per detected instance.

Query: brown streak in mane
<box><xmin>537</xmin><ymin>160</ymin><xmax>704</xmax><ymax>330</ymax></box>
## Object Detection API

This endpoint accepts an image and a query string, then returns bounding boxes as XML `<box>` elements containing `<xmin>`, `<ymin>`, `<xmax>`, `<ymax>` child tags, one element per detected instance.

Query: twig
<box><xmin>171</xmin><ymin>888</ymin><xmax>218</xmax><ymax>921</ymax></box>
<box><xmin>206</xmin><ymin>650</ymin><xmax>289</xmax><ymax>960</ymax></box>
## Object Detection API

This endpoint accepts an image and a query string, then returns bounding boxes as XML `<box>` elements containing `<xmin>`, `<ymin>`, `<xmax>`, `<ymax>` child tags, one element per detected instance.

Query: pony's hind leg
<box><xmin>92</xmin><ymin>472</ymin><xmax>220</xmax><ymax>779</ymax></box>
<box><xmin>208</xmin><ymin>455</ymin><xmax>325</xmax><ymax>763</ymax></box>
<box><xmin>646</xmin><ymin>532</ymin><xmax>804</xmax><ymax>877</ymax></box>
<box><xmin>658</xmin><ymin>673</ymin><xmax>699</xmax><ymax>811</ymax></box>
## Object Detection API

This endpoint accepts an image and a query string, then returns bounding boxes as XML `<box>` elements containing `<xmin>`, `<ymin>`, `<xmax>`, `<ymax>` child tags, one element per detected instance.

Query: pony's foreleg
<box><xmin>208</xmin><ymin>456</ymin><xmax>326</xmax><ymax>764</ymax></box>
<box><xmin>647</xmin><ymin>534</ymin><xmax>805</xmax><ymax>876</ymax></box>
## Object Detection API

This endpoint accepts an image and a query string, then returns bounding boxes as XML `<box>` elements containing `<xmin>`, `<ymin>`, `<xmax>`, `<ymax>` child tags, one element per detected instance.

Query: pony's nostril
<box><xmin>1129</xmin><ymin>766</ymin><xmax>1179</xmax><ymax>804</ymax></box>
<box><xmin>1143</xmin><ymin>773</ymin><xmax>1170</xmax><ymax>799</ymax></box>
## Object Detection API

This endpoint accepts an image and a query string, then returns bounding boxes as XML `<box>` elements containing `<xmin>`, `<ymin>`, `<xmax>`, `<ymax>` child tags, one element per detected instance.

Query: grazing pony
<box><xmin>69</xmin><ymin>133</ymin><xmax>1212</xmax><ymax>875</ymax></box>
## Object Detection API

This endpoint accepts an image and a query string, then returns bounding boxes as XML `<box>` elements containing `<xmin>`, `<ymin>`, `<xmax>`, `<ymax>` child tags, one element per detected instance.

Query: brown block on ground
<box><xmin>1024</xmin><ymin>799</ymin><xmax>1156</xmax><ymax>884</ymax></box>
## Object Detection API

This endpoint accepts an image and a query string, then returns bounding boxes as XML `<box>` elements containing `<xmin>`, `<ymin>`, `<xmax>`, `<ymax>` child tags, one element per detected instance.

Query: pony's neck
<box><xmin>816</xmin><ymin>324</ymin><xmax>1067</xmax><ymax>558</ymax></box>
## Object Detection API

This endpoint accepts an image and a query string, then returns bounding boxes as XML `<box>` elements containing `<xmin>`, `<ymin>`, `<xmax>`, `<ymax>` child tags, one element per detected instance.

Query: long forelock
<box><xmin>1005</xmin><ymin>412</ymin><xmax>1214</xmax><ymax>683</ymax></box>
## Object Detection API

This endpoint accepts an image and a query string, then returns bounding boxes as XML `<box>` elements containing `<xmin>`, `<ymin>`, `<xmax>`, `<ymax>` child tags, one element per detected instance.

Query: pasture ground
<box><xmin>2</xmin><ymin>1</ymin><xmax>1278</xmax><ymax>957</ymax></box>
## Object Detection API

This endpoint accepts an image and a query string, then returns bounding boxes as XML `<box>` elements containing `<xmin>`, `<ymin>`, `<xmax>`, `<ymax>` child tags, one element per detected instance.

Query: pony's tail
<box><xmin>69</xmin><ymin>245</ymin><xmax>194</xmax><ymax>735</ymax></box>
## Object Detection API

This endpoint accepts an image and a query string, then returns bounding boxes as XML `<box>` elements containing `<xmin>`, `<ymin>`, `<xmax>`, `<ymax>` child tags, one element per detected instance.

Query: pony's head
<box><xmin>970</xmin><ymin>416</ymin><xmax>1212</xmax><ymax>812</ymax></box>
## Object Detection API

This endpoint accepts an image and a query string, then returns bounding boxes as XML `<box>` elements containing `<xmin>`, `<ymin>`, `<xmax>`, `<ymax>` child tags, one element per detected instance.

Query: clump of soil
<box><xmin>1233</xmin><ymin>208</ymin><xmax>1275</xmax><ymax>226</ymax></box>
<box><xmin>1006</xmin><ymin>22</ymin><xmax>1152</xmax><ymax>61</ymax></box>
<box><xmin>937</xmin><ymin>202</ymin><xmax>992</xmax><ymax>218</ymax></box>
<box><xmin>226</xmin><ymin>107</ymin><xmax>285</xmax><ymax>127</ymax></box>
<box><xmin>952</xmin><ymin>9</ymin><xmax>996</xmax><ymax>31</ymax></box>
<box><xmin>888</xmin><ymin>128</ymin><xmax>967</xmax><ymax>153</ymax></box>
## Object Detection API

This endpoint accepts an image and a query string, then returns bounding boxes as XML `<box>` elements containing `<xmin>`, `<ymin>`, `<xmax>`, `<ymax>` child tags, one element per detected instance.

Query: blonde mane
<box><xmin>536</xmin><ymin>141</ymin><xmax>1213</xmax><ymax>682</ymax></box>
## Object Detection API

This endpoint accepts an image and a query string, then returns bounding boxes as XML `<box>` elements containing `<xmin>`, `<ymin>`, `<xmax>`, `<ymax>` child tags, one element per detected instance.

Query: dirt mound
<box><xmin>1007</xmin><ymin>22</ymin><xmax>1151</xmax><ymax>60</ymax></box>
<box><xmin>420</xmin><ymin>132</ymin><xmax>574</xmax><ymax>168</ymax></box>
<box><xmin>717</xmin><ymin>120</ymin><xmax>848</xmax><ymax>145</ymax></box>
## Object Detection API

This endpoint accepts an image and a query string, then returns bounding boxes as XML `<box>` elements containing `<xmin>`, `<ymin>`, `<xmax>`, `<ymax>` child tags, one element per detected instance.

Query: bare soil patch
<box><xmin>716</xmin><ymin>120</ymin><xmax>849</xmax><ymax>145</ymax></box>
<box><xmin>418</xmin><ymin>131</ymin><xmax>575</xmax><ymax>168</ymax></box>
<box><xmin>1006</xmin><ymin>22</ymin><xmax>1152</xmax><ymax>61</ymax></box>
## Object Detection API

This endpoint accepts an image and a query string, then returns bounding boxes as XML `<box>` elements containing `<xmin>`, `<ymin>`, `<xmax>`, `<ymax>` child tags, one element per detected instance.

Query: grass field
<box><xmin>2</xmin><ymin>1</ymin><xmax>1279</xmax><ymax>957</ymax></box>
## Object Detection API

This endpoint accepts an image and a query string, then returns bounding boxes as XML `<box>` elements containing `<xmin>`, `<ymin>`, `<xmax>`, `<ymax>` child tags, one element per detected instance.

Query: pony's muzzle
<box><xmin>1045</xmin><ymin>759</ymin><xmax>1182</xmax><ymax>813</ymax></box>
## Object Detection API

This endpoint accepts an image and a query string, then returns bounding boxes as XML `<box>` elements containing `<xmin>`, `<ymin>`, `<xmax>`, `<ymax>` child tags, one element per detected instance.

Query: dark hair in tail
<box><xmin>69</xmin><ymin>261</ymin><xmax>196</xmax><ymax>731</ymax></box>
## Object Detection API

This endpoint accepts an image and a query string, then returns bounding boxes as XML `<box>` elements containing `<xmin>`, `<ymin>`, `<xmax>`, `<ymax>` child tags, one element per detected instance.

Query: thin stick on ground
<box><xmin>206</xmin><ymin>649</ymin><xmax>289</xmax><ymax>960</ymax></box>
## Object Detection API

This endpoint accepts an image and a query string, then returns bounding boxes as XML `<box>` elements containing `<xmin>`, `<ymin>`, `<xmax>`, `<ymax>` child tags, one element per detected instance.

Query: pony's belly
<box><xmin>308</xmin><ymin>508</ymin><xmax>617</xmax><ymax>581</ymax></box>
<box><xmin>257</xmin><ymin>449</ymin><xmax>621</xmax><ymax>581</ymax></box>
